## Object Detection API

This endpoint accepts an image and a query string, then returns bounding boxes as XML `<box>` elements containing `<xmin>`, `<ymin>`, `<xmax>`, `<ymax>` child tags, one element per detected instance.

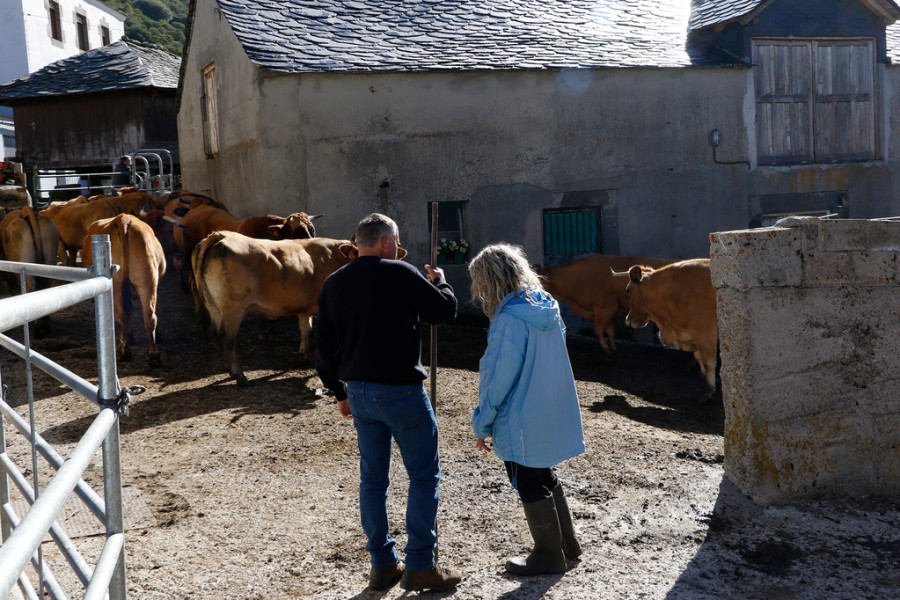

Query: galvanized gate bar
<box><xmin>83</xmin><ymin>532</ymin><xmax>124</xmax><ymax>600</ymax></box>
<box><xmin>0</xmin><ymin>408</ymin><xmax>118</xmax><ymax>595</ymax></box>
<box><xmin>0</xmin><ymin>236</ymin><xmax>128</xmax><ymax>600</ymax></box>
<box><xmin>91</xmin><ymin>234</ymin><xmax>128</xmax><ymax>600</ymax></box>
<box><xmin>0</xmin><ymin>333</ymin><xmax>99</xmax><ymax>404</ymax></box>
<box><xmin>0</xmin><ymin>277</ymin><xmax>111</xmax><ymax>334</ymax></box>
<box><xmin>0</xmin><ymin>260</ymin><xmax>98</xmax><ymax>283</ymax></box>
<box><xmin>0</xmin><ymin>451</ymin><xmax>95</xmax><ymax>587</ymax></box>
<box><xmin>1</xmin><ymin>504</ymin><xmax>69</xmax><ymax>600</ymax></box>
<box><xmin>0</xmin><ymin>400</ymin><xmax>106</xmax><ymax>519</ymax></box>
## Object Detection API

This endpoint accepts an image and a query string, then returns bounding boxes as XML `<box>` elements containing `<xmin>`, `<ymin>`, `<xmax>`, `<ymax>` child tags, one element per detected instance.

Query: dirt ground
<box><xmin>2</xmin><ymin>267</ymin><xmax>899</xmax><ymax>600</ymax></box>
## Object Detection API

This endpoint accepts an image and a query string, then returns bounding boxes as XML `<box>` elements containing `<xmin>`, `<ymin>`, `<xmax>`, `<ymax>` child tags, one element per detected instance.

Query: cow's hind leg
<box><xmin>694</xmin><ymin>348</ymin><xmax>719</xmax><ymax>403</ymax></box>
<box><xmin>140</xmin><ymin>285</ymin><xmax>162</xmax><ymax>368</ymax></box>
<box><xmin>298</xmin><ymin>315</ymin><xmax>314</xmax><ymax>361</ymax></box>
<box><xmin>214</xmin><ymin>313</ymin><xmax>249</xmax><ymax>386</ymax></box>
<box><xmin>116</xmin><ymin>283</ymin><xmax>133</xmax><ymax>362</ymax></box>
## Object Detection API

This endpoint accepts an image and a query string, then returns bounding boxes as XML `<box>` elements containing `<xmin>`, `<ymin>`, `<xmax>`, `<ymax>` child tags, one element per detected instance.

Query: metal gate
<box><xmin>0</xmin><ymin>236</ymin><xmax>130</xmax><ymax>600</ymax></box>
<box><xmin>31</xmin><ymin>148</ymin><xmax>176</xmax><ymax>208</ymax></box>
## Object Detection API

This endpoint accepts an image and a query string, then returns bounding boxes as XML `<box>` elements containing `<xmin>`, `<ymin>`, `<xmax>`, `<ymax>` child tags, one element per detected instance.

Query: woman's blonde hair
<box><xmin>468</xmin><ymin>243</ymin><xmax>544</xmax><ymax>319</ymax></box>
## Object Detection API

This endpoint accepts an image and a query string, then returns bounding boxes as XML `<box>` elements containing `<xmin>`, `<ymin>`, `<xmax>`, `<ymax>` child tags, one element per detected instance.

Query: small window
<box><xmin>76</xmin><ymin>14</ymin><xmax>89</xmax><ymax>50</ymax></box>
<box><xmin>543</xmin><ymin>208</ymin><xmax>601</xmax><ymax>257</ymax></box>
<box><xmin>202</xmin><ymin>64</ymin><xmax>220</xmax><ymax>157</ymax></box>
<box><xmin>428</xmin><ymin>202</ymin><xmax>468</xmax><ymax>265</ymax></box>
<box><xmin>48</xmin><ymin>1</ymin><xmax>62</xmax><ymax>41</ymax></box>
<box><xmin>101</xmin><ymin>26</ymin><xmax>110</xmax><ymax>46</ymax></box>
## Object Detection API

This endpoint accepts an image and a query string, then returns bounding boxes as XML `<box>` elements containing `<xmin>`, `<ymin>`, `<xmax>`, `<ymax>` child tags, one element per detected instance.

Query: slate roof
<box><xmin>213</xmin><ymin>0</ymin><xmax>735</xmax><ymax>72</ymax></box>
<box><xmin>688</xmin><ymin>0</ymin><xmax>767</xmax><ymax>31</ymax></box>
<box><xmin>690</xmin><ymin>0</ymin><xmax>900</xmax><ymax>31</ymax></box>
<box><xmin>0</xmin><ymin>39</ymin><xmax>181</xmax><ymax>102</ymax></box>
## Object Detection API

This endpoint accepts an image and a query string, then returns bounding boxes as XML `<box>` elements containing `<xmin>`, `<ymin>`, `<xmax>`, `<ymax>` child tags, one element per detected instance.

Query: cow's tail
<box><xmin>191</xmin><ymin>231</ymin><xmax>226</xmax><ymax>327</ymax></box>
<box><xmin>22</xmin><ymin>207</ymin><xmax>44</xmax><ymax>265</ymax></box>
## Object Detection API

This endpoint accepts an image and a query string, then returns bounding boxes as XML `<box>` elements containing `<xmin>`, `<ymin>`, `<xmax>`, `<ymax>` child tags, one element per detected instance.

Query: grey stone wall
<box><xmin>710</xmin><ymin>217</ymin><xmax>900</xmax><ymax>505</ymax></box>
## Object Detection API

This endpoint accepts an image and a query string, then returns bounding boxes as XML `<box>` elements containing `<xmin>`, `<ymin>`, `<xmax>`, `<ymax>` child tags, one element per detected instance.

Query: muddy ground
<box><xmin>2</xmin><ymin>268</ymin><xmax>899</xmax><ymax>600</ymax></box>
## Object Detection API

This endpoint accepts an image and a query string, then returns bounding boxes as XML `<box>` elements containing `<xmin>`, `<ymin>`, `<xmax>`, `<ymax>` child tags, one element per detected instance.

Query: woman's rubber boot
<box><xmin>505</xmin><ymin>497</ymin><xmax>567</xmax><ymax>576</ymax></box>
<box><xmin>552</xmin><ymin>484</ymin><xmax>582</xmax><ymax>560</ymax></box>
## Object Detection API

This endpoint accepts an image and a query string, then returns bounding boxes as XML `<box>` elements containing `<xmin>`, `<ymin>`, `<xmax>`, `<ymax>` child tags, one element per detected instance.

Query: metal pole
<box><xmin>429</xmin><ymin>202</ymin><xmax>439</xmax><ymax>565</ymax></box>
<box><xmin>0</xmin><ymin>382</ymin><xmax>9</xmax><ymax>546</ymax></box>
<box><xmin>92</xmin><ymin>235</ymin><xmax>128</xmax><ymax>600</ymax></box>
<box><xmin>430</xmin><ymin>202</ymin><xmax>438</xmax><ymax>410</ymax></box>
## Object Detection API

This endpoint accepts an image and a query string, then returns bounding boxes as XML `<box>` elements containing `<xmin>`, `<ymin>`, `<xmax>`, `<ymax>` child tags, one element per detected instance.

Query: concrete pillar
<box><xmin>710</xmin><ymin>217</ymin><xmax>900</xmax><ymax>505</ymax></box>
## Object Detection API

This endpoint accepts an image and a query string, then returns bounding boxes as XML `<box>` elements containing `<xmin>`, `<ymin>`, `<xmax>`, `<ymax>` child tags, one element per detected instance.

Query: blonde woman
<box><xmin>468</xmin><ymin>243</ymin><xmax>585</xmax><ymax>576</ymax></box>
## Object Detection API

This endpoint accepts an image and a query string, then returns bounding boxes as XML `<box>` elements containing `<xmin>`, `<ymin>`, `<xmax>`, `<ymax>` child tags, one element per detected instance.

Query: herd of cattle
<box><xmin>0</xmin><ymin>189</ymin><xmax>719</xmax><ymax>399</ymax></box>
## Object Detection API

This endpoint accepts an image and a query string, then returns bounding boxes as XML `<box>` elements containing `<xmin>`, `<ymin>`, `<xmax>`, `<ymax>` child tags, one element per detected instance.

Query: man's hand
<box><xmin>424</xmin><ymin>264</ymin><xmax>444</xmax><ymax>283</ymax></box>
<box><xmin>337</xmin><ymin>399</ymin><xmax>352</xmax><ymax>419</ymax></box>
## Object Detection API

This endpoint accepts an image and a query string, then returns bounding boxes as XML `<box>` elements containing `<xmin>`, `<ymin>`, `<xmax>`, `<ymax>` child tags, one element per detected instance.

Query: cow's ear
<box><xmin>173</xmin><ymin>206</ymin><xmax>188</xmax><ymax>217</ymax></box>
<box><xmin>396</xmin><ymin>246</ymin><xmax>408</xmax><ymax>260</ymax></box>
<box><xmin>628</xmin><ymin>265</ymin><xmax>643</xmax><ymax>283</ymax></box>
<box><xmin>339</xmin><ymin>242</ymin><xmax>358</xmax><ymax>258</ymax></box>
<box><xmin>268</xmin><ymin>224</ymin><xmax>283</xmax><ymax>239</ymax></box>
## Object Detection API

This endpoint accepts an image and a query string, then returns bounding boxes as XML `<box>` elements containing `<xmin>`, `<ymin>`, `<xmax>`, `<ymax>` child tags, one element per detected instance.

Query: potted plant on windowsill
<box><xmin>454</xmin><ymin>238</ymin><xmax>470</xmax><ymax>263</ymax></box>
<box><xmin>436</xmin><ymin>237</ymin><xmax>470</xmax><ymax>265</ymax></box>
<box><xmin>436</xmin><ymin>237</ymin><xmax>451</xmax><ymax>265</ymax></box>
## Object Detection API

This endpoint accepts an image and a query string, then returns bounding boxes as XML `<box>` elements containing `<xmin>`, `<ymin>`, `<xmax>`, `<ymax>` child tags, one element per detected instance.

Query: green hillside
<box><xmin>104</xmin><ymin>0</ymin><xmax>189</xmax><ymax>56</ymax></box>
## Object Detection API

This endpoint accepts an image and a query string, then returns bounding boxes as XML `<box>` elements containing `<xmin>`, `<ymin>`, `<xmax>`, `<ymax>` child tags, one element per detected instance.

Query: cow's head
<box><xmin>623</xmin><ymin>264</ymin><xmax>654</xmax><ymax>329</ymax></box>
<box><xmin>269</xmin><ymin>212</ymin><xmax>320</xmax><ymax>240</ymax></box>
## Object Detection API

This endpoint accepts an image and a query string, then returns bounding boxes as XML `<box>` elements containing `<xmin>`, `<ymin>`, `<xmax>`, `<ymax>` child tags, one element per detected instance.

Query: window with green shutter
<box><xmin>543</xmin><ymin>209</ymin><xmax>601</xmax><ymax>257</ymax></box>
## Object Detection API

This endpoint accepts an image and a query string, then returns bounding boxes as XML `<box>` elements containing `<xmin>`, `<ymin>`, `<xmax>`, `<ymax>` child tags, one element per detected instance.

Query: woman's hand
<box><xmin>475</xmin><ymin>438</ymin><xmax>491</xmax><ymax>452</ymax></box>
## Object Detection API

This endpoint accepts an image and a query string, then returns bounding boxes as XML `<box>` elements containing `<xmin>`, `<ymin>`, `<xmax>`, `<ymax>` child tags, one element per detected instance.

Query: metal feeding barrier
<box><xmin>31</xmin><ymin>148</ymin><xmax>176</xmax><ymax>208</ymax></box>
<box><xmin>0</xmin><ymin>236</ymin><xmax>132</xmax><ymax>600</ymax></box>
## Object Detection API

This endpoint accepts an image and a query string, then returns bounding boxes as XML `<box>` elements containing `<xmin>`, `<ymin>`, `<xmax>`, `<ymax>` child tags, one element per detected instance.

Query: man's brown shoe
<box><xmin>368</xmin><ymin>561</ymin><xmax>404</xmax><ymax>591</ymax></box>
<box><xmin>399</xmin><ymin>565</ymin><xmax>461</xmax><ymax>592</ymax></box>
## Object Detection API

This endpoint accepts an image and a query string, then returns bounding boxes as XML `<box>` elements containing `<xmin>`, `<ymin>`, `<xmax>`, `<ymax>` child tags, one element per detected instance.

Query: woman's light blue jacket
<box><xmin>473</xmin><ymin>287</ymin><xmax>585</xmax><ymax>468</ymax></box>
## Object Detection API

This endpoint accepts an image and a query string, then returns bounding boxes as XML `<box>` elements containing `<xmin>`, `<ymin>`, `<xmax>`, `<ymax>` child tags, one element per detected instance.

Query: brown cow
<box><xmin>191</xmin><ymin>231</ymin><xmax>357</xmax><ymax>385</ymax></box>
<box><xmin>81</xmin><ymin>214</ymin><xmax>167</xmax><ymax>366</ymax></box>
<box><xmin>622</xmin><ymin>258</ymin><xmax>719</xmax><ymax>400</ymax></box>
<box><xmin>173</xmin><ymin>204</ymin><xmax>320</xmax><ymax>260</ymax></box>
<box><xmin>43</xmin><ymin>191</ymin><xmax>164</xmax><ymax>265</ymax></box>
<box><xmin>538</xmin><ymin>254</ymin><xmax>673</xmax><ymax>356</ymax></box>
<box><xmin>173</xmin><ymin>204</ymin><xmax>320</xmax><ymax>298</ymax></box>
<box><xmin>0</xmin><ymin>207</ymin><xmax>60</xmax><ymax>293</ymax></box>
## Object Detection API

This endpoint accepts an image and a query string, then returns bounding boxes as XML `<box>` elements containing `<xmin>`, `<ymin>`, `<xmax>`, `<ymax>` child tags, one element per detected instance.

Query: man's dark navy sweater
<box><xmin>316</xmin><ymin>256</ymin><xmax>457</xmax><ymax>401</ymax></box>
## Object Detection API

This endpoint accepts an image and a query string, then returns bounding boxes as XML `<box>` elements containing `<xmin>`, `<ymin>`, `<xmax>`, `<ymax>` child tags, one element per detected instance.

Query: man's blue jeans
<box><xmin>345</xmin><ymin>381</ymin><xmax>440</xmax><ymax>572</ymax></box>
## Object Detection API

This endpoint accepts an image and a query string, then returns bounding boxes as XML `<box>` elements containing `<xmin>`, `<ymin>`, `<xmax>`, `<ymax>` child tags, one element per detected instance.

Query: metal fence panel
<box><xmin>0</xmin><ymin>236</ymin><xmax>129</xmax><ymax>600</ymax></box>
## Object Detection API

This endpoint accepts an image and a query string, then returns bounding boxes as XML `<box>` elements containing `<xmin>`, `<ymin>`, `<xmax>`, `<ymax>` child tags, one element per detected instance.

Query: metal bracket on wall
<box><xmin>708</xmin><ymin>129</ymin><xmax>751</xmax><ymax>170</ymax></box>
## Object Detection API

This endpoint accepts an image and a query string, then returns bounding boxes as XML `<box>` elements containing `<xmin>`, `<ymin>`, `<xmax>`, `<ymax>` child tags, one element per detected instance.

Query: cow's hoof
<box><xmin>235</xmin><ymin>375</ymin><xmax>252</xmax><ymax>387</ymax></box>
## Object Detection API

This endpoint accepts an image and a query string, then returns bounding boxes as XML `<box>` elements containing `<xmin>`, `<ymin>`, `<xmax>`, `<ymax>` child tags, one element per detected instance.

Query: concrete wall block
<box><xmin>870</xmin><ymin>412</ymin><xmax>900</xmax><ymax>495</ymax></box>
<box><xmin>715</xmin><ymin>218</ymin><xmax>900</xmax><ymax>504</ymax></box>
<box><xmin>802</xmin><ymin>252</ymin><xmax>897</xmax><ymax>286</ymax></box>
<box><xmin>819</xmin><ymin>219</ymin><xmax>872</xmax><ymax>251</ymax></box>
<box><xmin>726</xmin><ymin>410</ymin><xmax>880</xmax><ymax>504</ymax></box>
<box><xmin>710</xmin><ymin>228</ymin><xmax>803</xmax><ymax>289</ymax></box>
<box><xmin>862</xmin><ymin>221</ymin><xmax>900</xmax><ymax>252</ymax></box>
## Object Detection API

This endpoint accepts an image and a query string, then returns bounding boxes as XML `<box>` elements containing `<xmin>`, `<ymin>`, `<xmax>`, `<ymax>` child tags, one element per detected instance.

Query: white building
<box><xmin>0</xmin><ymin>0</ymin><xmax>125</xmax><ymax>159</ymax></box>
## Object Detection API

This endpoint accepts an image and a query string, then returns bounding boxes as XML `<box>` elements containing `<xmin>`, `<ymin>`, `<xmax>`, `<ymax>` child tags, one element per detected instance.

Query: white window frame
<box><xmin>75</xmin><ymin>13</ymin><xmax>89</xmax><ymax>51</ymax></box>
<box><xmin>48</xmin><ymin>0</ymin><xmax>62</xmax><ymax>41</ymax></box>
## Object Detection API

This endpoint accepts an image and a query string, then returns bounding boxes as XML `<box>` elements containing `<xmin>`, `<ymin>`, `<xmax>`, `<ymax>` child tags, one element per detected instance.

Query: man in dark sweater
<box><xmin>316</xmin><ymin>213</ymin><xmax>461</xmax><ymax>592</ymax></box>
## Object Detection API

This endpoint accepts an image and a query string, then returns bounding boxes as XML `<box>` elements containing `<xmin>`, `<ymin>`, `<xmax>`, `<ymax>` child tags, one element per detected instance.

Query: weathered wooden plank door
<box><xmin>754</xmin><ymin>40</ymin><xmax>814</xmax><ymax>164</ymax></box>
<box><xmin>813</xmin><ymin>39</ymin><xmax>875</xmax><ymax>162</ymax></box>
<box><xmin>753</xmin><ymin>38</ymin><xmax>875</xmax><ymax>165</ymax></box>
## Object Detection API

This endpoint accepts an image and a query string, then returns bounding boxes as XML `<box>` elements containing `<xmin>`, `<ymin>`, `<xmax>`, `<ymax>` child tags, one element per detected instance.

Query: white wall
<box><xmin>0</xmin><ymin>0</ymin><xmax>29</xmax><ymax>86</ymax></box>
<box><xmin>0</xmin><ymin>0</ymin><xmax>124</xmax><ymax>86</ymax></box>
